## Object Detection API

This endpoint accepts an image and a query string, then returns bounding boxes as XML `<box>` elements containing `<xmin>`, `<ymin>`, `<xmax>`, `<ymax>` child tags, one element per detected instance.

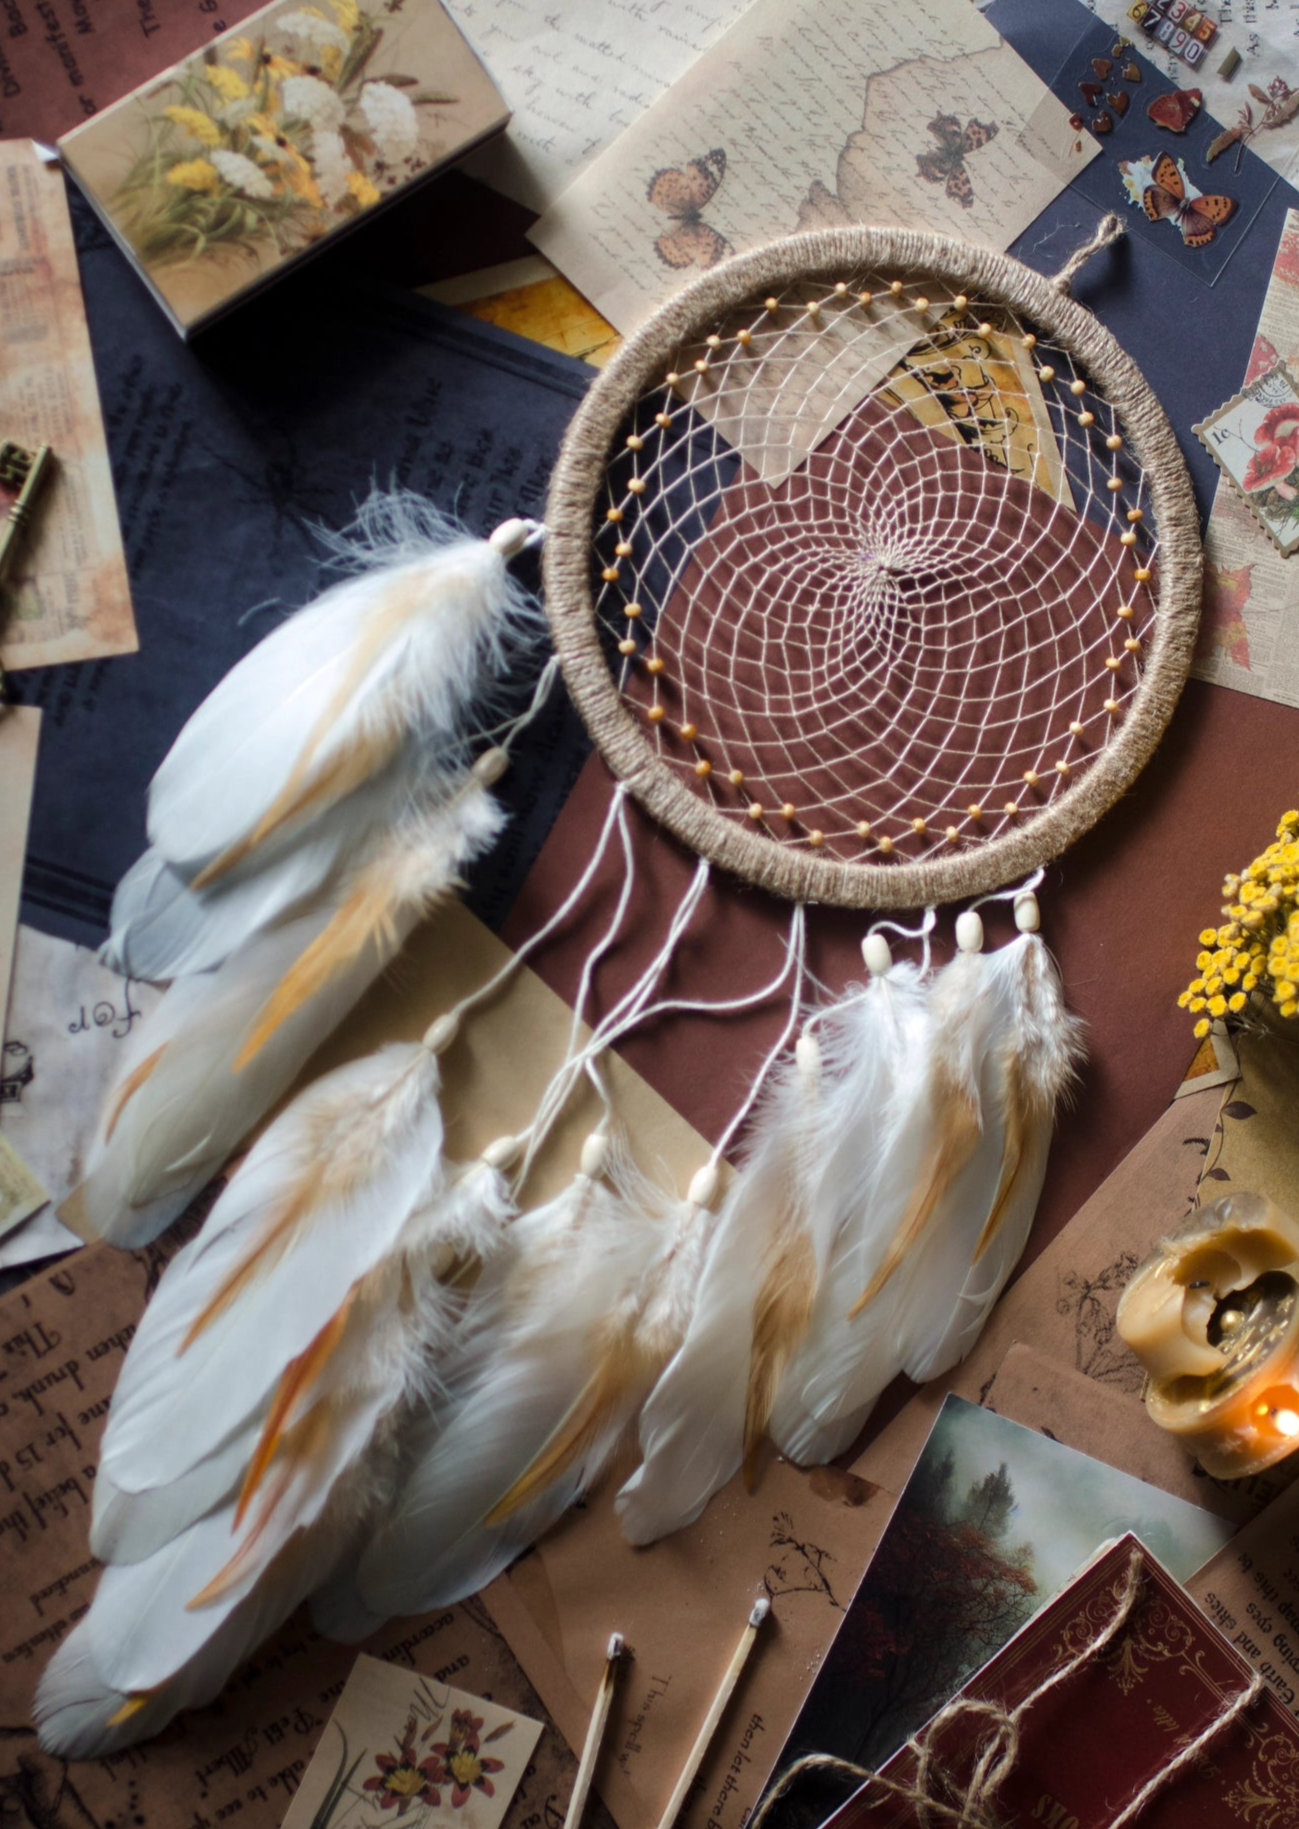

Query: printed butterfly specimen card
<box><xmin>0</xmin><ymin>141</ymin><xmax>135</xmax><ymax>673</ymax></box>
<box><xmin>57</xmin><ymin>0</ymin><xmax>510</xmax><ymax>336</ymax></box>
<box><xmin>530</xmin><ymin>0</ymin><xmax>1096</xmax><ymax>341</ymax></box>
<box><xmin>1053</xmin><ymin>13</ymin><xmax>1276</xmax><ymax>283</ymax></box>
<box><xmin>1194</xmin><ymin>206</ymin><xmax>1299</xmax><ymax>706</ymax></box>
<box><xmin>1084</xmin><ymin>0</ymin><xmax>1299</xmax><ymax>186</ymax></box>
<box><xmin>280</xmin><ymin>1655</ymin><xmax>543</xmax><ymax>1829</ymax></box>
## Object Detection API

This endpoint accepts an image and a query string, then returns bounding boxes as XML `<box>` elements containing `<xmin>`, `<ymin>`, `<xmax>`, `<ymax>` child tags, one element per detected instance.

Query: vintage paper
<box><xmin>58</xmin><ymin>0</ymin><xmax>509</xmax><ymax>336</ymax></box>
<box><xmin>280</xmin><ymin>1655</ymin><xmax>544</xmax><ymax>1829</ymax></box>
<box><xmin>1197</xmin><ymin>359</ymin><xmax>1299</xmax><ymax>558</ymax></box>
<box><xmin>0</xmin><ymin>704</ymin><xmax>39</xmax><ymax>1022</ymax></box>
<box><xmin>423</xmin><ymin>255</ymin><xmax>621</xmax><ymax>367</ymax></box>
<box><xmin>0</xmin><ymin>1237</ymin><xmax>600</xmax><ymax>1829</ymax></box>
<box><xmin>0</xmin><ymin>0</ymin><xmax>265</xmax><ymax>146</ymax></box>
<box><xmin>0</xmin><ymin>923</ymin><xmax>162</xmax><ymax>1263</ymax></box>
<box><xmin>0</xmin><ymin>140</ymin><xmax>134</xmax><ymax>671</ymax></box>
<box><xmin>783</xmin><ymin>1393</ymin><xmax>1231</xmax><ymax>1776</ymax></box>
<box><xmin>532</xmin><ymin>0</ymin><xmax>1096</xmax><ymax>337</ymax></box>
<box><xmin>1188</xmin><ymin>1480</ymin><xmax>1299</xmax><ymax>1719</ymax></box>
<box><xmin>0</xmin><ymin>1130</ymin><xmax>47</xmax><ymax>1240</ymax></box>
<box><xmin>878</xmin><ymin>319</ymin><xmax>1073</xmax><ymax>508</ymax></box>
<box><xmin>448</xmin><ymin>0</ymin><xmax>753</xmax><ymax>214</ymax></box>
<box><xmin>1081</xmin><ymin>0</ymin><xmax>1299</xmax><ymax>184</ymax></box>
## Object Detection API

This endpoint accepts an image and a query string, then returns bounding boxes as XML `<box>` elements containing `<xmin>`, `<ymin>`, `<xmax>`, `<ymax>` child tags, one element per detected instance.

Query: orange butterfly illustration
<box><xmin>1142</xmin><ymin>151</ymin><xmax>1236</xmax><ymax>246</ymax></box>
<box><xmin>915</xmin><ymin>114</ymin><xmax>999</xmax><ymax>209</ymax></box>
<box><xmin>647</xmin><ymin>148</ymin><xmax>732</xmax><ymax>270</ymax></box>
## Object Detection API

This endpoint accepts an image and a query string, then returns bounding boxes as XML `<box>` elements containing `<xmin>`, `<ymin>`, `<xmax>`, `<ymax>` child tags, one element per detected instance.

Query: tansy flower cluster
<box><xmin>1179</xmin><ymin>809</ymin><xmax>1299</xmax><ymax>1037</ymax></box>
<box><xmin>111</xmin><ymin>0</ymin><xmax>452</xmax><ymax>270</ymax></box>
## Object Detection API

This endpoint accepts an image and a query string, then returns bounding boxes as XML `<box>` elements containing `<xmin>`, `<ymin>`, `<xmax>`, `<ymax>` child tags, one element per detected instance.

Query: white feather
<box><xmin>616</xmin><ymin>1038</ymin><xmax>829</xmax><ymax>1546</ymax></box>
<box><xmin>905</xmin><ymin>932</ymin><xmax>1083</xmax><ymax>1382</ymax></box>
<box><xmin>350</xmin><ymin>1164</ymin><xmax>707</xmax><ymax>1617</ymax></box>
<box><xmin>766</xmin><ymin>961</ymin><xmax>931</xmax><ymax>1459</ymax></box>
<box><xmin>97</xmin><ymin>1042</ymin><xmax>445</xmax><ymax>1504</ymax></box>
<box><xmin>81</xmin><ymin>782</ymin><xmax>504</xmax><ymax>1246</ymax></box>
<box><xmin>146</xmin><ymin>499</ymin><xmax>534</xmax><ymax>879</ymax></box>
<box><xmin>40</xmin><ymin>1137</ymin><xmax>514</xmax><ymax>1753</ymax></box>
<box><xmin>101</xmin><ymin>757</ymin><xmax>413</xmax><ymax>983</ymax></box>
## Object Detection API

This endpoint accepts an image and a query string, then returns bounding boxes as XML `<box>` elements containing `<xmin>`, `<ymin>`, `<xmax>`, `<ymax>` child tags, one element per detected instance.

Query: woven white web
<box><xmin>590</xmin><ymin>271</ymin><xmax>1157</xmax><ymax>867</ymax></box>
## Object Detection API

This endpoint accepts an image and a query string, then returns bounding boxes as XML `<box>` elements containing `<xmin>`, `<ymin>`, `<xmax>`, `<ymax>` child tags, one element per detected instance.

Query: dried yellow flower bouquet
<box><xmin>1180</xmin><ymin>808</ymin><xmax>1299</xmax><ymax>1037</ymax></box>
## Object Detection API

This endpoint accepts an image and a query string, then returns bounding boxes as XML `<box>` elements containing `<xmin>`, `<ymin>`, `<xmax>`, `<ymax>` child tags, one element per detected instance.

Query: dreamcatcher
<box><xmin>35</xmin><ymin>223</ymin><xmax>1200</xmax><ymax>1757</ymax></box>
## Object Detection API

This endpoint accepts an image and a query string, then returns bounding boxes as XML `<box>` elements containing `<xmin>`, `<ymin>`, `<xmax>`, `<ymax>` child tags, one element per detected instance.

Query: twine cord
<box><xmin>1051</xmin><ymin>214</ymin><xmax>1125</xmax><ymax>296</ymax></box>
<box><xmin>748</xmin><ymin>1549</ymin><xmax>1264</xmax><ymax>1829</ymax></box>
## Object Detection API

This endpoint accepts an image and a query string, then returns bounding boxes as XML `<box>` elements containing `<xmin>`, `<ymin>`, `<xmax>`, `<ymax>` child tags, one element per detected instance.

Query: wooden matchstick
<box><xmin>563</xmin><ymin>1631</ymin><xmax>626</xmax><ymax>1829</ymax></box>
<box><xmin>655</xmin><ymin>1596</ymin><xmax>772</xmax><ymax>1829</ymax></box>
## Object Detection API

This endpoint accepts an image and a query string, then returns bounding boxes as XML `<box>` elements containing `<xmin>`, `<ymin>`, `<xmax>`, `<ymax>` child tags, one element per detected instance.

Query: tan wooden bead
<box><xmin>781</xmin><ymin>801</ymin><xmax>797</xmax><ymax>820</ymax></box>
<box><xmin>646</xmin><ymin>656</ymin><xmax>666</xmax><ymax>674</ymax></box>
<box><xmin>647</xmin><ymin>705</ymin><xmax>666</xmax><ymax>724</ymax></box>
<box><xmin>748</xmin><ymin>801</ymin><xmax>764</xmax><ymax>820</ymax></box>
<box><xmin>618</xmin><ymin>638</ymin><xmax>636</xmax><ymax>655</ymax></box>
<box><xmin>729</xmin><ymin>768</ymin><xmax>745</xmax><ymax>786</ymax></box>
<box><xmin>679</xmin><ymin>722</ymin><xmax>698</xmax><ymax>741</ymax></box>
<box><xmin>695</xmin><ymin>758</ymin><xmax>712</xmax><ymax>778</ymax></box>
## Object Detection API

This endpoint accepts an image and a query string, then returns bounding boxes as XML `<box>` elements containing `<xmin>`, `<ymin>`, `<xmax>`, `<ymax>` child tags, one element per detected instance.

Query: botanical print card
<box><xmin>779</xmin><ymin>1394</ymin><xmax>1232</xmax><ymax>1777</ymax></box>
<box><xmin>531</xmin><ymin>0</ymin><xmax>1096</xmax><ymax>337</ymax></box>
<box><xmin>0</xmin><ymin>142</ymin><xmax>135</xmax><ymax>671</ymax></box>
<box><xmin>58</xmin><ymin>0</ymin><xmax>509</xmax><ymax>336</ymax></box>
<box><xmin>1198</xmin><ymin>358</ymin><xmax>1299</xmax><ymax>557</ymax></box>
<box><xmin>281</xmin><ymin>1655</ymin><xmax>543</xmax><ymax>1829</ymax></box>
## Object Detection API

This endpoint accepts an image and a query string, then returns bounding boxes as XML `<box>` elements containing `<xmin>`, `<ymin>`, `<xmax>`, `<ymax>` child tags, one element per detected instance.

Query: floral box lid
<box><xmin>58</xmin><ymin>0</ymin><xmax>509</xmax><ymax>336</ymax></box>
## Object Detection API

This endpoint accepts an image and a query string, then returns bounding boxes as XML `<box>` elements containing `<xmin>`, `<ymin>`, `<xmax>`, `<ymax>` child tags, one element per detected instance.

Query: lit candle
<box><xmin>1117</xmin><ymin>1191</ymin><xmax>1299</xmax><ymax>1478</ymax></box>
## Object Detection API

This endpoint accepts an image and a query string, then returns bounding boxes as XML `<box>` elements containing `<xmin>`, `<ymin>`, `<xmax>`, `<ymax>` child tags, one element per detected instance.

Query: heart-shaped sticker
<box><xmin>1091</xmin><ymin>111</ymin><xmax>1114</xmax><ymax>133</ymax></box>
<box><xmin>1080</xmin><ymin>80</ymin><xmax>1103</xmax><ymax>105</ymax></box>
<box><xmin>1108</xmin><ymin>90</ymin><xmax>1130</xmax><ymax>115</ymax></box>
<box><xmin>1124</xmin><ymin>60</ymin><xmax>1142</xmax><ymax>81</ymax></box>
<box><xmin>1092</xmin><ymin>55</ymin><xmax>1113</xmax><ymax>78</ymax></box>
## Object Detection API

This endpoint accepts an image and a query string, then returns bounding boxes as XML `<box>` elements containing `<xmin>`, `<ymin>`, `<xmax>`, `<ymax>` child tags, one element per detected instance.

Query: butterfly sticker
<box><xmin>1141</xmin><ymin>151</ymin><xmax>1236</xmax><ymax>245</ymax></box>
<box><xmin>915</xmin><ymin>114</ymin><xmax>999</xmax><ymax>209</ymax></box>
<box><xmin>647</xmin><ymin>148</ymin><xmax>732</xmax><ymax>270</ymax></box>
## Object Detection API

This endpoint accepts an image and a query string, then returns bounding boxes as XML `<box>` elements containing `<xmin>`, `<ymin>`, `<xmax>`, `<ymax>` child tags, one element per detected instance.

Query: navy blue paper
<box><xmin>994</xmin><ymin>0</ymin><xmax>1299</xmax><ymax>524</ymax></box>
<box><xmin>10</xmin><ymin>197</ymin><xmax>593</xmax><ymax>947</ymax></box>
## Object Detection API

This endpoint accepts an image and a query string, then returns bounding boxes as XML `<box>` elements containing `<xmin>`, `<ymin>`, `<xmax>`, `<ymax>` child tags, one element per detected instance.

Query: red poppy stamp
<box><xmin>280</xmin><ymin>1655</ymin><xmax>543</xmax><ymax>1828</ymax></box>
<box><xmin>1196</xmin><ymin>360</ymin><xmax>1299</xmax><ymax>558</ymax></box>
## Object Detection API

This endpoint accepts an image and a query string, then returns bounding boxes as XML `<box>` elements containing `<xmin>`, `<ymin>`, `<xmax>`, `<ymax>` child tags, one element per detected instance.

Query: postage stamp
<box><xmin>1196</xmin><ymin>359</ymin><xmax>1299</xmax><ymax>559</ymax></box>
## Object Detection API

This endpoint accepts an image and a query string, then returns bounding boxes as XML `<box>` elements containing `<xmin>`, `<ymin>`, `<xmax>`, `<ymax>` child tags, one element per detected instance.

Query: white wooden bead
<box><xmin>955</xmin><ymin>909</ymin><xmax>984</xmax><ymax>954</ymax></box>
<box><xmin>487</xmin><ymin>517</ymin><xmax>533</xmax><ymax>556</ymax></box>
<box><xmin>473</xmin><ymin>745</ymin><xmax>509</xmax><ymax>784</ymax></box>
<box><xmin>1014</xmin><ymin>890</ymin><xmax>1041</xmax><ymax>934</ymax></box>
<box><xmin>688</xmin><ymin>1162</ymin><xmax>720</xmax><ymax>1209</ymax></box>
<box><xmin>795</xmin><ymin>1032</ymin><xmax>822</xmax><ymax>1083</ymax></box>
<box><xmin>862</xmin><ymin>932</ymin><xmax>893</xmax><ymax>976</ymax></box>
<box><xmin>580</xmin><ymin>1131</ymin><xmax>610</xmax><ymax>1178</ymax></box>
<box><xmin>482</xmin><ymin>1133</ymin><xmax>522</xmax><ymax>1170</ymax></box>
<box><xmin>423</xmin><ymin>1011</ymin><xmax>461</xmax><ymax>1054</ymax></box>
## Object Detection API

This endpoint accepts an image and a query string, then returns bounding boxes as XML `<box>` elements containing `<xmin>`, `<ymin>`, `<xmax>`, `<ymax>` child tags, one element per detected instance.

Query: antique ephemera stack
<box><xmin>57</xmin><ymin>0</ymin><xmax>509</xmax><ymax>336</ymax></box>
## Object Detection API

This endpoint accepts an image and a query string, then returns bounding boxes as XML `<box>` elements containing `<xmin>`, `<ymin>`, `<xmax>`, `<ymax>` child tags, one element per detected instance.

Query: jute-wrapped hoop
<box><xmin>543</xmin><ymin>225</ymin><xmax>1200</xmax><ymax>910</ymax></box>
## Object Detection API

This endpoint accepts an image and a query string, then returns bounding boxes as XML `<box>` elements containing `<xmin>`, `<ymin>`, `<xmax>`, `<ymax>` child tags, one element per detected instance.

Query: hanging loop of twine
<box><xmin>748</xmin><ymin>1548</ymin><xmax>1266</xmax><ymax>1829</ymax></box>
<box><xmin>1051</xmin><ymin>214</ymin><xmax>1125</xmax><ymax>296</ymax></box>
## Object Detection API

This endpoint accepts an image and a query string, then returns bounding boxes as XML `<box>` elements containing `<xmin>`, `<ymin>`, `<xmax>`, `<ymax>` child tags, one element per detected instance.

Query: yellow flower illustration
<box><xmin>204</xmin><ymin>63</ymin><xmax>251</xmax><ymax>102</ymax></box>
<box><xmin>331</xmin><ymin>0</ymin><xmax>360</xmax><ymax>29</ymax></box>
<box><xmin>224</xmin><ymin>35</ymin><xmax>255</xmax><ymax>61</ymax></box>
<box><xmin>165</xmin><ymin>158</ymin><xmax>221</xmax><ymax>192</ymax></box>
<box><xmin>347</xmin><ymin>168</ymin><xmax>380</xmax><ymax>205</ymax></box>
<box><xmin>282</xmin><ymin>161</ymin><xmax>324</xmax><ymax>208</ymax></box>
<box><xmin>163</xmin><ymin>104</ymin><xmax>222</xmax><ymax>145</ymax></box>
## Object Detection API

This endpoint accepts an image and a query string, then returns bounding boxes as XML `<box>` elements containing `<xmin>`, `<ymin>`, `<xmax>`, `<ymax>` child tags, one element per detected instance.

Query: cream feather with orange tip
<box><xmin>80</xmin><ymin>499</ymin><xmax>541</xmax><ymax>1246</ymax></box>
<box><xmin>770</xmin><ymin>894</ymin><xmax>1083</xmax><ymax>1469</ymax></box>
<box><xmin>35</xmin><ymin>1018</ymin><xmax>517</xmax><ymax>1759</ymax></box>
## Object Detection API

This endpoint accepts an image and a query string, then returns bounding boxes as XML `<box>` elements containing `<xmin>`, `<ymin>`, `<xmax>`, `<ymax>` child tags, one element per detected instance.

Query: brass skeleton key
<box><xmin>0</xmin><ymin>441</ymin><xmax>56</xmax><ymax>697</ymax></box>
